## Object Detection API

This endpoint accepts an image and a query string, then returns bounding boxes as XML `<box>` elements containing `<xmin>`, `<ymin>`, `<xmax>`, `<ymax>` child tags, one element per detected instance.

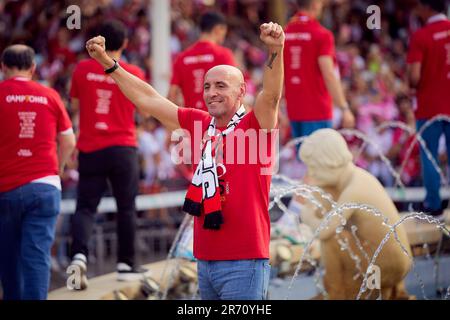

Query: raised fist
<box><xmin>85</xmin><ymin>36</ymin><xmax>108</xmax><ymax>64</ymax></box>
<box><xmin>260</xmin><ymin>22</ymin><xmax>285</xmax><ymax>48</ymax></box>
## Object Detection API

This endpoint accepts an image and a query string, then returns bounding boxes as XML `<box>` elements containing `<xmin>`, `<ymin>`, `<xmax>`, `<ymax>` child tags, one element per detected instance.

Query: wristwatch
<box><xmin>104</xmin><ymin>59</ymin><xmax>119</xmax><ymax>74</ymax></box>
<box><xmin>340</xmin><ymin>104</ymin><xmax>350</xmax><ymax>111</ymax></box>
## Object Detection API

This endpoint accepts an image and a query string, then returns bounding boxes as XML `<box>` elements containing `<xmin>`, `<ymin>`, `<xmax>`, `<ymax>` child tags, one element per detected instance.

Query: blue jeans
<box><xmin>290</xmin><ymin>120</ymin><xmax>333</xmax><ymax>138</ymax></box>
<box><xmin>0</xmin><ymin>183</ymin><xmax>60</xmax><ymax>300</ymax></box>
<box><xmin>197</xmin><ymin>259</ymin><xmax>271</xmax><ymax>300</ymax></box>
<box><xmin>417</xmin><ymin>119</ymin><xmax>450</xmax><ymax>210</ymax></box>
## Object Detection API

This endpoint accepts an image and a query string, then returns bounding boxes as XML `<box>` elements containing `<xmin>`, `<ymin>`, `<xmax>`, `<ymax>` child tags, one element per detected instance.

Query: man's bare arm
<box><xmin>301</xmin><ymin>195</ymin><xmax>354</xmax><ymax>241</ymax></box>
<box><xmin>407</xmin><ymin>62</ymin><xmax>421</xmax><ymax>88</ymax></box>
<box><xmin>167</xmin><ymin>84</ymin><xmax>184</xmax><ymax>106</ymax></box>
<box><xmin>71</xmin><ymin>98</ymin><xmax>79</xmax><ymax>114</ymax></box>
<box><xmin>85</xmin><ymin>36</ymin><xmax>180</xmax><ymax>131</ymax></box>
<box><xmin>318</xmin><ymin>56</ymin><xmax>355</xmax><ymax>128</ymax></box>
<box><xmin>253</xmin><ymin>22</ymin><xmax>285</xmax><ymax>130</ymax></box>
<box><xmin>57</xmin><ymin>132</ymin><xmax>76</xmax><ymax>175</ymax></box>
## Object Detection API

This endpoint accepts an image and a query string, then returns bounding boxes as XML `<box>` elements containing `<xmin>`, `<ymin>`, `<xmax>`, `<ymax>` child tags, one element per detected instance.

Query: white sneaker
<box><xmin>67</xmin><ymin>253</ymin><xmax>88</xmax><ymax>290</ymax></box>
<box><xmin>117</xmin><ymin>263</ymin><xmax>151</xmax><ymax>282</ymax></box>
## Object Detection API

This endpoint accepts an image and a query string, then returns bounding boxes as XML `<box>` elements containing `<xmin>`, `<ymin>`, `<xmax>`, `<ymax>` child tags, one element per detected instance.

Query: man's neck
<box><xmin>215</xmin><ymin>105</ymin><xmax>241</xmax><ymax>128</ymax></box>
<box><xmin>199</xmin><ymin>33</ymin><xmax>218</xmax><ymax>44</ymax></box>
<box><xmin>106</xmin><ymin>50</ymin><xmax>122</xmax><ymax>61</ymax></box>
<box><xmin>215</xmin><ymin>114</ymin><xmax>233</xmax><ymax>128</ymax></box>
<box><xmin>297</xmin><ymin>9</ymin><xmax>316</xmax><ymax>20</ymax></box>
<box><xmin>5</xmin><ymin>71</ymin><xmax>32</xmax><ymax>80</ymax></box>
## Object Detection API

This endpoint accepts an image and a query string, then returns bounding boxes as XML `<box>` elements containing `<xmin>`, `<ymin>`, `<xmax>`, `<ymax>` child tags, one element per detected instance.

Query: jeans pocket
<box><xmin>262</xmin><ymin>261</ymin><xmax>271</xmax><ymax>300</ymax></box>
<box><xmin>35</xmin><ymin>186</ymin><xmax>61</xmax><ymax>218</ymax></box>
<box><xmin>0</xmin><ymin>197</ymin><xmax>11</xmax><ymax>217</ymax></box>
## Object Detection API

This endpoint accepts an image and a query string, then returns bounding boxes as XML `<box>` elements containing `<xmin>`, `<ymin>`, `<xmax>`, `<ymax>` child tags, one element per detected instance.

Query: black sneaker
<box><xmin>67</xmin><ymin>253</ymin><xmax>89</xmax><ymax>290</ymax></box>
<box><xmin>117</xmin><ymin>263</ymin><xmax>151</xmax><ymax>282</ymax></box>
<box><xmin>441</xmin><ymin>199</ymin><xmax>449</xmax><ymax>210</ymax></box>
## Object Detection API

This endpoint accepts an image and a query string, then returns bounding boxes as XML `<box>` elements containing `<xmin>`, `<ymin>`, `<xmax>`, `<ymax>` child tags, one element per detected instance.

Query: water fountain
<box><xmin>54</xmin><ymin>119</ymin><xmax>449</xmax><ymax>301</ymax></box>
<box><xmin>273</xmin><ymin>127</ymin><xmax>449</xmax><ymax>300</ymax></box>
<box><xmin>399</xmin><ymin>115</ymin><xmax>450</xmax><ymax>186</ymax></box>
<box><xmin>149</xmin><ymin>125</ymin><xmax>450</xmax><ymax>300</ymax></box>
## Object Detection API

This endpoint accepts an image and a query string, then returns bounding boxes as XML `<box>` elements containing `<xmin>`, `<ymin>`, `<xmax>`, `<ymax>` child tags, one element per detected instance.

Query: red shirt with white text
<box><xmin>171</xmin><ymin>41</ymin><xmax>236</xmax><ymax>111</ymax></box>
<box><xmin>70</xmin><ymin>59</ymin><xmax>145</xmax><ymax>152</ymax></box>
<box><xmin>284</xmin><ymin>12</ymin><xmax>336</xmax><ymax>121</ymax></box>
<box><xmin>0</xmin><ymin>78</ymin><xmax>72</xmax><ymax>192</ymax></box>
<box><xmin>177</xmin><ymin>108</ymin><xmax>276</xmax><ymax>260</ymax></box>
<box><xmin>407</xmin><ymin>16</ymin><xmax>450</xmax><ymax>119</ymax></box>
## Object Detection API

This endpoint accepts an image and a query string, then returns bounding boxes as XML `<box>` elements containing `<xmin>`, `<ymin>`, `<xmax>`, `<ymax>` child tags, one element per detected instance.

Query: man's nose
<box><xmin>207</xmin><ymin>88</ymin><xmax>219</xmax><ymax>98</ymax></box>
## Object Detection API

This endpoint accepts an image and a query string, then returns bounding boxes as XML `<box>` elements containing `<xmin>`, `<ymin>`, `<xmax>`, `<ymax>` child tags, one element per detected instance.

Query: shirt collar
<box><xmin>294</xmin><ymin>11</ymin><xmax>314</xmax><ymax>22</ymax></box>
<box><xmin>427</xmin><ymin>13</ymin><xmax>448</xmax><ymax>24</ymax></box>
<box><xmin>11</xmin><ymin>76</ymin><xmax>31</xmax><ymax>81</ymax></box>
<box><xmin>197</xmin><ymin>40</ymin><xmax>215</xmax><ymax>46</ymax></box>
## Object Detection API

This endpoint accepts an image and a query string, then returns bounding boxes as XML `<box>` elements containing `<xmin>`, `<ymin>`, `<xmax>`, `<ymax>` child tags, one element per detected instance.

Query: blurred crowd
<box><xmin>0</xmin><ymin>0</ymin><xmax>449</xmax><ymax>196</ymax></box>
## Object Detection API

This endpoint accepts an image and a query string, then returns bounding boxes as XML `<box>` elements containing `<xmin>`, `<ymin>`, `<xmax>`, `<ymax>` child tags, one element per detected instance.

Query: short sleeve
<box><xmin>69</xmin><ymin>64</ymin><xmax>80</xmax><ymax>99</ymax></box>
<box><xmin>132</xmin><ymin>66</ymin><xmax>146</xmax><ymax>81</ymax></box>
<box><xmin>177</xmin><ymin>107</ymin><xmax>210</xmax><ymax>134</ymax></box>
<box><xmin>247</xmin><ymin>110</ymin><xmax>278</xmax><ymax>132</ymax></box>
<box><xmin>170</xmin><ymin>56</ymin><xmax>182</xmax><ymax>85</ymax></box>
<box><xmin>177</xmin><ymin>107</ymin><xmax>193</xmax><ymax>132</ymax></box>
<box><xmin>318</xmin><ymin>31</ymin><xmax>335</xmax><ymax>57</ymax></box>
<box><xmin>407</xmin><ymin>31</ymin><xmax>424</xmax><ymax>64</ymax></box>
<box><xmin>52</xmin><ymin>90</ymin><xmax>73</xmax><ymax>133</ymax></box>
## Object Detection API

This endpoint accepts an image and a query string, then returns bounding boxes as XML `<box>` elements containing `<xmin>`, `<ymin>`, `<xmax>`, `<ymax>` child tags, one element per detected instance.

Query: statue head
<box><xmin>299</xmin><ymin>129</ymin><xmax>353</xmax><ymax>187</ymax></box>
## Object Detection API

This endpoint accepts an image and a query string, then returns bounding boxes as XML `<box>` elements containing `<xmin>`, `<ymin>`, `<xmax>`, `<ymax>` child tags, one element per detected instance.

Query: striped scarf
<box><xmin>182</xmin><ymin>105</ymin><xmax>246</xmax><ymax>229</ymax></box>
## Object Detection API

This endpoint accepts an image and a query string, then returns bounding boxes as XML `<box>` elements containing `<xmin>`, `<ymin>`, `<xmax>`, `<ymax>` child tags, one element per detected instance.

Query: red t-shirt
<box><xmin>0</xmin><ymin>77</ymin><xmax>72</xmax><ymax>192</ymax></box>
<box><xmin>283</xmin><ymin>12</ymin><xmax>335</xmax><ymax>121</ymax></box>
<box><xmin>407</xmin><ymin>16</ymin><xmax>450</xmax><ymax>120</ymax></box>
<box><xmin>70</xmin><ymin>59</ymin><xmax>145</xmax><ymax>152</ymax></box>
<box><xmin>171</xmin><ymin>41</ymin><xmax>236</xmax><ymax>111</ymax></box>
<box><xmin>177</xmin><ymin>108</ymin><xmax>275</xmax><ymax>260</ymax></box>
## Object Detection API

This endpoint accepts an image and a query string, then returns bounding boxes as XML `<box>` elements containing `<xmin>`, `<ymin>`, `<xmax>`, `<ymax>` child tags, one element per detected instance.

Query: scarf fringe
<box><xmin>183</xmin><ymin>105</ymin><xmax>246</xmax><ymax>230</ymax></box>
<box><xmin>182</xmin><ymin>198</ymin><xmax>202</xmax><ymax>217</ymax></box>
<box><xmin>203</xmin><ymin>211</ymin><xmax>224</xmax><ymax>230</ymax></box>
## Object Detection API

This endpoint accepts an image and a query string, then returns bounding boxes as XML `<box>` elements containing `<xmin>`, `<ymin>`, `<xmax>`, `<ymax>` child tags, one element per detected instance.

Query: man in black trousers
<box><xmin>68</xmin><ymin>20</ymin><xmax>149</xmax><ymax>289</ymax></box>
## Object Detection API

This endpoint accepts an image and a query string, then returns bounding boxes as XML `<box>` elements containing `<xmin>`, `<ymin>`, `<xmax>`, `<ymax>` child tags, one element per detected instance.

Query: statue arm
<box><xmin>302</xmin><ymin>191</ymin><xmax>355</xmax><ymax>241</ymax></box>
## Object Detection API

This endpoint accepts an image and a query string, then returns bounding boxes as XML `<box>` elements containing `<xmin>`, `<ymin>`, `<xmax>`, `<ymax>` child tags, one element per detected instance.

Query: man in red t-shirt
<box><xmin>168</xmin><ymin>11</ymin><xmax>236</xmax><ymax>111</ymax></box>
<box><xmin>283</xmin><ymin>0</ymin><xmax>354</xmax><ymax>139</ymax></box>
<box><xmin>407</xmin><ymin>0</ymin><xmax>450</xmax><ymax>216</ymax></box>
<box><xmin>85</xmin><ymin>20</ymin><xmax>284</xmax><ymax>300</ymax></box>
<box><xmin>0</xmin><ymin>45</ymin><xmax>75</xmax><ymax>300</ymax></box>
<box><xmin>68</xmin><ymin>20</ymin><xmax>149</xmax><ymax>288</ymax></box>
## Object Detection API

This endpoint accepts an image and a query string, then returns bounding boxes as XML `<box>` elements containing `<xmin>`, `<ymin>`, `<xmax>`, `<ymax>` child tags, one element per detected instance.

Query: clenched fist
<box><xmin>260</xmin><ymin>22</ymin><xmax>285</xmax><ymax>48</ymax></box>
<box><xmin>85</xmin><ymin>36</ymin><xmax>111</xmax><ymax>67</ymax></box>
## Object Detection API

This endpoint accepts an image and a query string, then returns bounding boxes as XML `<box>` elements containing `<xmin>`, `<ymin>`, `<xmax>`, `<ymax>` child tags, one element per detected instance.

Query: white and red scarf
<box><xmin>182</xmin><ymin>105</ymin><xmax>246</xmax><ymax>230</ymax></box>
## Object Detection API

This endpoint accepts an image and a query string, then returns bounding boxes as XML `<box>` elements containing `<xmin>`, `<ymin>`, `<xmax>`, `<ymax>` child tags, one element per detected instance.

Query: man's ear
<box><xmin>121</xmin><ymin>38</ymin><xmax>129</xmax><ymax>51</ymax></box>
<box><xmin>239</xmin><ymin>82</ymin><xmax>247</xmax><ymax>100</ymax></box>
<box><xmin>0</xmin><ymin>63</ymin><xmax>7</xmax><ymax>79</ymax></box>
<box><xmin>213</xmin><ymin>25</ymin><xmax>227</xmax><ymax>44</ymax></box>
<box><xmin>30</xmin><ymin>63</ymin><xmax>36</xmax><ymax>76</ymax></box>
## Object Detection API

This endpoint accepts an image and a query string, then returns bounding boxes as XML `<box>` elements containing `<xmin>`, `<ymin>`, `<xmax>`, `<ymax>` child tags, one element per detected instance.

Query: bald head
<box><xmin>203</xmin><ymin>65</ymin><xmax>246</xmax><ymax>124</ymax></box>
<box><xmin>1</xmin><ymin>44</ymin><xmax>35</xmax><ymax>71</ymax></box>
<box><xmin>205</xmin><ymin>65</ymin><xmax>244</xmax><ymax>86</ymax></box>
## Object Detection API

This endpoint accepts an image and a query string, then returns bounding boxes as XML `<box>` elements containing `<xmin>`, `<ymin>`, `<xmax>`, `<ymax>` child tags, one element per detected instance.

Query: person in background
<box><xmin>68</xmin><ymin>20</ymin><xmax>149</xmax><ymax>289</ymax></box>
<box><xmin>0</xmin><ymin>45</ymin><xmax>75</xmax><ymax>300</ymax></box>
<box><xmin>168</xmin><ymin>11</ymin><xmax>236</xmax><ymax>111</ymax></box>
<box><xmin>283</xmin><ymin>0</ymin><xmax>355</xmax><ymax>139</ymax></box>
<box><xmin>407</xmin><ymin>0</ymin><xmax>450</xmax><ymax>217</ymax></box>
<box><xmin>284</xmin><ymin>0</ymin><xmax>355</xmax><ymax>213</ymax></box>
